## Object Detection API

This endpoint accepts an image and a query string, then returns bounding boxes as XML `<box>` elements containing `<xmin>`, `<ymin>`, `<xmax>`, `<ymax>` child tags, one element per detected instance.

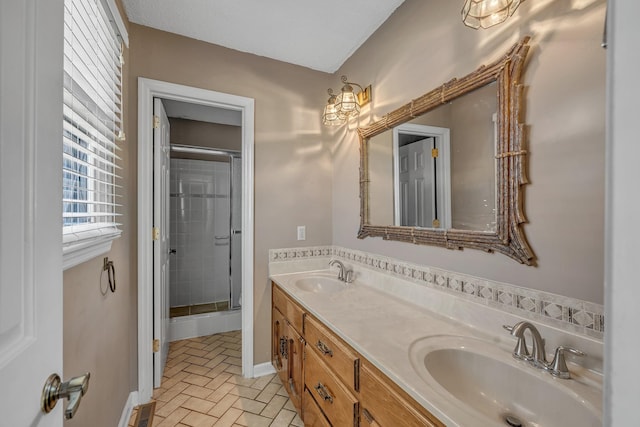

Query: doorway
<box><xmin>137</xmin><ymin>78</ymin><xmax>255</xmax><ymax>403</ymax></box>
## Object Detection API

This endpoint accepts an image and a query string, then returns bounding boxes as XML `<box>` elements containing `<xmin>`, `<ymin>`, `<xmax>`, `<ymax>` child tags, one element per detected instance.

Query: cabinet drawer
<box><xmin>305</xmin><ymin>346</ymin><xmax>358</xmax><ymax>427</ymax></box>
<box><xmin>305</xmin><ymin>315</ymin><xmax>359</xmax><ymax>390</ymax></box>
<box><xmin>272</xmin><ymin>283</ymin><xmax>304</xmax><ymax>334</ymax></box>
<box><xmin>360</xmin><ymin>363</ymin><xmax>444</xmax><ymax>427</ymax></box>
<box><xmin>303</xmin><ymin>388</ymin><xmax>331</xmax><ymax>427</ymax></box>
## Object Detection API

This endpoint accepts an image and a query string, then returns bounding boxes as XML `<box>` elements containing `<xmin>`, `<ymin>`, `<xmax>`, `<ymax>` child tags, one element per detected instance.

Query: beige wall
<box><xmin>128</xmin><ymin>24</ymin><xmax>334</xmax><ymax>366</ymax></box>
<box><xmin>169</xmin><ymin>117</ymin><xmax>242</xmax><ymax>152</ymax></box>
<box><xmin>332</xmin><ymin>0</ymin><xmax>606</xmax><ymax>304</ymax></box>
<box><xmin>63</xmin><ymin>1</ymin><xmax>138</xmax><ymax>426</ymax></box>
<box><xmin>449</xmin><ymin>83</ymin><xmax>497</xmax><ymax>230</ymax></box>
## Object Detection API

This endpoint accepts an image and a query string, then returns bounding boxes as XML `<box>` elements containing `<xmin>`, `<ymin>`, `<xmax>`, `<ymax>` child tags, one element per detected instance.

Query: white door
<box><xmin>153</xmin><ymin>99</ymin><xmax>171</xmax><ymax>387</ymax></box>
<box><xmin>0</xmin><ymin>0</ymin><xmax>64</xmax><ymax>425</ymax></box>
<box><xmin>399</xmin><ymin>138</ymin><xmax>435</xmax><ymax>227</ymax></box>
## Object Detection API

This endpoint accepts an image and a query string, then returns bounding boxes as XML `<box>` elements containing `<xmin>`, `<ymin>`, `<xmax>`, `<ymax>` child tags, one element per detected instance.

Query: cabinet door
<box><xmin>360</xmin><ymin>363</ymin><xmax>443</xmax><ymax>427</ymax></box>
<box><xmin>287</xmin><ymin>323</ymin><xmax>304</xmax><ymax>412</ymax></box>
<box><xmin>303</xmin><ymin>388</ymin><xmax>331</xmax><ymax>427</ymax></box>
<box><xmin>305</xmin><ymin>346</ymin><xmax>359</xmax><ymax>427</ymax></box>
<box><xmin>272</xmin><ymin>306</ymin><xmax>288</xmax><ymax>384</ymax></box>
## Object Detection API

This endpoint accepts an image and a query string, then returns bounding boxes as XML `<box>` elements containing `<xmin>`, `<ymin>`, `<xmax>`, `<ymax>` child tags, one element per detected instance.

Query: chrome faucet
<box><xmin>329</xmin><ymin>259</ymin><xmax>353</xmax><ymax>283</ymax></box>
<box><xmin>504</xmin><ymin>321</ymin><xmax>547</xmax><ymax>368</ymax></box>
<box><xmin>504</xmin><ymin>321</ymin><xmax>586</xmax><ymax>379</ymax></box>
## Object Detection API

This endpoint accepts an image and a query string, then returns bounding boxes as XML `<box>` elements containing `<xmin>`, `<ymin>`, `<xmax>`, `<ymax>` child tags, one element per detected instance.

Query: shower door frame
<box><xmin>169</xmin><ymin>145</ymin><xmax>243</xmax><ymax>311</ymax></box>
<box><xmin>137</xmin><ymin>78</ymin><xmax>255</xmax><ymax>403</ymax></box>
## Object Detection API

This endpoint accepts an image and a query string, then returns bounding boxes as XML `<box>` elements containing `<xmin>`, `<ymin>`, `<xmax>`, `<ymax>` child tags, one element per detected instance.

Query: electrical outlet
<box><xmin>297</xmin><ymin>226</ymin><xmax>306</xmax><ymax>241</ymax></box>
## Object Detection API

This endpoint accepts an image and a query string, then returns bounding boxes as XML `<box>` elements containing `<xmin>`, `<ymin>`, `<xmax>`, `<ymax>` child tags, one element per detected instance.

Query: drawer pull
<box><xmin>314</xmin><ymin>382</ymin><xmax>334</xmax><ymax>404</ymax></box>
<box><xmin>316</xmin><ymin>340</ymin><xmax>333</xmax><ymax>357</ymax></box>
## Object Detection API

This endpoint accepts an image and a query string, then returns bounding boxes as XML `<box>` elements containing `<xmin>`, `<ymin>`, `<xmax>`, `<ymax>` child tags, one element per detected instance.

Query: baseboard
<box><xmin>118</xmin><ymin>391</ymin><xmax>139</xmax><ymax>427</ymax></box>
<box><xmin>253</xmin><ymin>361</ymin><xmax>276</xmax><ymax>378</ymax></box>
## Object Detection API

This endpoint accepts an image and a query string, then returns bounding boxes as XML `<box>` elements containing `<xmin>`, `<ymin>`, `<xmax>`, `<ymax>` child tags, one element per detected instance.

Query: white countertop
<box><xmin>270</xmin><ymin>269</ymin><xmax>603</xmax><ymax>427</ymax></box>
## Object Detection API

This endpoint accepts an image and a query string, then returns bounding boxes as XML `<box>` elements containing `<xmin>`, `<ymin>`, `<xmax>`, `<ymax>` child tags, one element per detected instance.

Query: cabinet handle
<box><xmin>314</xmin><ymin>382</ymin><xmax>334</xmax><ymax>403</ymax></box>
<box><xmin>363</xmin><ymin>409</ymin><xmax>381</xmax><ymax>426</ymax></box>
<box><xmin>280</xmin><ymin>337</ymin><xmax>288</xmax><ymax>359</ymax></box>
<box><xmin>316</xmin><ymin>340</ymin><xmax>333</xmax><ymax>357</ymax></box>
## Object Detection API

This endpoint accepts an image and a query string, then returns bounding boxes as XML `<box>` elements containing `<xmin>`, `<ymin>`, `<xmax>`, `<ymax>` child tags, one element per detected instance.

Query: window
<box><xmin>62</xmin><ymin>0</ymin><xmax>127</xmax><ymax>269</ymax></box>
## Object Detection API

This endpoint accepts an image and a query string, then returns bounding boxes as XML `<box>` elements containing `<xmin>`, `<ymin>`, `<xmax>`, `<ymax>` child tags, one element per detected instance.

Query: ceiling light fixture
<box><xmin>461</xmin><ymin>0</ymin><xmax>524</xmax><ymax>29</ymax></box>
<box><xmin>323</xmin><ymin>75</ymin><xmax>371</xmax><ymax>126</ymax></box>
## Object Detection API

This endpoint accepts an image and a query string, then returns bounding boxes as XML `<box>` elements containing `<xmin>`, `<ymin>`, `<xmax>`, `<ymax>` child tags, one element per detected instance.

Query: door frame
<box><xmin>137</xmin><ymin>78</ymin><xmax>255</xmax><ymax>402</ymax></box>
<box><xmin>392</xmin><ymin>123</ymin><xmax>451</xmax><ymax>229</ymax></box>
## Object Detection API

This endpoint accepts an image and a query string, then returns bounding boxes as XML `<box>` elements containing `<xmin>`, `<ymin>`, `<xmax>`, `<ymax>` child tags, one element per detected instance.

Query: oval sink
<box><xmin>409</xmin><ymin>335</ymin><xmax>601</xmax><ymax>427</ymax></box>
<box><xmin>294</xmin><ymin>276</ymin><xmax>345</xmax><ymax>293</ymax></box>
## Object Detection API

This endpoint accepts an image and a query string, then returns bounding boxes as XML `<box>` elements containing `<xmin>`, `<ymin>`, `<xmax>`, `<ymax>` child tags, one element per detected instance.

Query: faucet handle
<box><xmin>503</xmin><ymin>324</ymin><xmax>531</xmax><ymax>361</ymax></box>
<box><xmin>548</xmin><ymin>346</ymin><xmax>585</xmax><ymax>379</ymax></box>
<box><xmin>344</xmin><ymin>269</ymin><xmax>354</xmax><ymax>283</ymax></box>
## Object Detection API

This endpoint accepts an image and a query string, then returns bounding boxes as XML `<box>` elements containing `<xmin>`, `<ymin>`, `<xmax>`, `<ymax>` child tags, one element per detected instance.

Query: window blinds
<box><xmin>63</xmin><ymin>0</ymin><xmax>123</xmax><ymax>249</ymax></box>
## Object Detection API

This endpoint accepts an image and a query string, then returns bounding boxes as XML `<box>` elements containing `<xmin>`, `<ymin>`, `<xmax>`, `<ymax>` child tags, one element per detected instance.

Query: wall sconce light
<box><xmin>322</xmin><ymin>89</ymin><xmax>346</xmax><ymax>126</ymax></box>
<box><xmin>462</xmin><ymin>0</ymin><xmax>524</xmax><ymax>29</ymax></box>
<box><xmin>323</xmin><ymin>75</ymin><xmax>371</xmax><ymax>126</ymax></box>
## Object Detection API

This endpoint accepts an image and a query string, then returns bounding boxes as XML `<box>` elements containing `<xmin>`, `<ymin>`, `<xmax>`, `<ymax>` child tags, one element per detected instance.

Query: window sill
<box><xmin>63</xmin><ymin>232</ymin><xmax>121</xmax><ymax>270</ymax></box>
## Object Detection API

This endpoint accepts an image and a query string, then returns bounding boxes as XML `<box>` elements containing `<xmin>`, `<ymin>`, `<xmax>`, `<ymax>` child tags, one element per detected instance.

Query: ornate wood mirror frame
<box><xmin>357</xmin><ymin>36</ymin><xmax>535</xmax><ymax>265</ymax></box>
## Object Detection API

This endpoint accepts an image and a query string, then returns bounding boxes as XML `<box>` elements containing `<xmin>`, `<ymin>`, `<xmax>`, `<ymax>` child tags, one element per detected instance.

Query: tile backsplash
<box><xmin>269</xmin><ymin>245</ymin><xmax>604</xmax><ymax>340</ymax></box>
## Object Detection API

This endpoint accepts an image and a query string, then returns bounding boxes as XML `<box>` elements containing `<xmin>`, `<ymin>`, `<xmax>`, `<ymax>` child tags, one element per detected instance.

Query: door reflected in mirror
<box><xmin>368</xmin><ymin>82</ymin><xmax>497</xmax><ymax>232</ymax></box>
<box><xmin>357</xmin><ymin>37</ymin><xmax>534</xmax><ymax>264</ymax></box>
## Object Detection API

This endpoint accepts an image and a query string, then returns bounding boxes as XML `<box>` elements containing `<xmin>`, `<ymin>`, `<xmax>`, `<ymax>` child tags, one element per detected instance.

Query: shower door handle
<box><xmin>169</xmin><ymin>249</ymin><xmax>176</xmax><ymax>254</ymax></box>
<box><xmin>231</xmin><ymin>229</ymin><xmax>242</xmax><ymax>235</ymax></box>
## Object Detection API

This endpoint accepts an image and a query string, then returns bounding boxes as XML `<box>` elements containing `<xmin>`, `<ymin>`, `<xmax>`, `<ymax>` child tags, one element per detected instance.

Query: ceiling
<box><xmin>121</xmin><ymin>0</ymin><xmax>406</xmax><ymax>73</ymax></box>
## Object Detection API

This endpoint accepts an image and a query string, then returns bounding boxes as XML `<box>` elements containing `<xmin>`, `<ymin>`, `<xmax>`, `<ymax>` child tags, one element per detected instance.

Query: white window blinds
<box><xmin>63</xmin><ymin>0</ymin><xmax>124</xmax><ymax>259</ymax></box>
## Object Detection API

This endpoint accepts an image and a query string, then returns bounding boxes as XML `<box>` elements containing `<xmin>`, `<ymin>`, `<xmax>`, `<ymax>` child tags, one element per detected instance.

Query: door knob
<box><xmin>41</xmin><ymin>372</ymin><xmax>90</xmax><ymax>419</ymax></box>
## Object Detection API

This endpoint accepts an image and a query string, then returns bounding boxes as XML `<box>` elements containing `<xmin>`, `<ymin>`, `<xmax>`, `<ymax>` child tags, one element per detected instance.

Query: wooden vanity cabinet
<box><xmin>272</xmin><ymin>282</ymin><xmax>443</xmax><ymax>427</ymax></box>
<box><xmin>272</xmin><ymin>306</ymin><xmax>288</xmax><ymax>384</ymax></box>
<box><xmin>359</xmin><ymin>362</ymin><xmax>444</xmax><ymax>427</ymax></box>
<box><xmin>272</xmin><ymin>285</ymin><xmax>305</xmax><ymax>413</ymax></box>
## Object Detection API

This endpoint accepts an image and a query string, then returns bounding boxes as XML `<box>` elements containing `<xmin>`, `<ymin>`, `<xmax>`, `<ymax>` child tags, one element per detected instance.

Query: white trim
<box><xmin>253</xmin><ymin>362</ymin><xmax>276</xmax><ymax>378</ymax></box>
<box><xmin>605</xmin><ymin>1</ymin><xmax>640</xmax><ymax>424</ymax></box>
<box><xmin>62</xmin><ymin>237</ymin><xmax>117</xmax><ymax>270</ymax></box>
<box><xmin>117</xmin><ymin>391</ymin><xmax>139</xmax><ymax>427</ymax></box>
<box><xmin>101</xmin><ymin>0</ymin><xmax>129</xmax><ymax>47</ymax></box>
<box><xmin>137</xmin><ymin>78</ymin><xmax>255</xmax><ymax>402</ymax></box>
<box><xmin>392</xmin><ymin>124</ymin><xmax>451</xmax><ymax>229</ymax></box>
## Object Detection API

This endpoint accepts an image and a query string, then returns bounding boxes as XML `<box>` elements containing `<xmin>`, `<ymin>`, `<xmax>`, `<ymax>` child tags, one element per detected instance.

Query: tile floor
<box><xmin>129</xmin><ymin>330</ymin><xmax>302</xmax><ymax>427</ymax></box>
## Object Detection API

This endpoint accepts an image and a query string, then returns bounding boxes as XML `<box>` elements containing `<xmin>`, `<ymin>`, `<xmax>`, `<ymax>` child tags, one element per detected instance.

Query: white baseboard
<box><xmin>118</xmin><ymin>391</ymin><xmax>139</xmax><ymax>427</ymax></box>
<box><xmin>253</xmin><ymin>361</ymin><xmax>276</xmax><ymax>378</ymax></box>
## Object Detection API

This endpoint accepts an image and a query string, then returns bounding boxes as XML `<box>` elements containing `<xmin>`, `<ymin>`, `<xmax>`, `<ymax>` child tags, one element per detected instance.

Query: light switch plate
<box><xmin>297</xmin><ymin>226</ymin><xmax>306</xmax><ymax>241</ymax></box>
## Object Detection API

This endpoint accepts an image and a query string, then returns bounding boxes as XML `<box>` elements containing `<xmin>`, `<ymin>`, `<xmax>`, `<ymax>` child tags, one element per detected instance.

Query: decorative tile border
<box><xmin>269</xmin><ymin>246</ymin><xmax>333</xmax><ymax>262</ymax></box>
<box><xmin>269</xmin><ymin>245</ymin><xmax>604</xmax><ymax>339</ymax></box>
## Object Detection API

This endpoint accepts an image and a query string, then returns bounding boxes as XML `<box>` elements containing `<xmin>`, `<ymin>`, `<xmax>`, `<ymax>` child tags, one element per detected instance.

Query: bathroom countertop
<box><xmin>270</xmin><ymin>269</ymin><xmax>602</xmax><ymax>427</ymax></box>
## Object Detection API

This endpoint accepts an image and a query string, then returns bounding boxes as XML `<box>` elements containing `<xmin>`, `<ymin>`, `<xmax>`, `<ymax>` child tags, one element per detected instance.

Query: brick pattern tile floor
<box><xmin>129</xmin><ymin>331</ymin><xmax>302</xmax><ymax>427</ymax></box>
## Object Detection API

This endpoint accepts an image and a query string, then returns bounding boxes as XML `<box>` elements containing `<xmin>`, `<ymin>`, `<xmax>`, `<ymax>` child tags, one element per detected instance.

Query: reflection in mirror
<box><xmin>369</xmin><ymin>82</ymin><xmax>498</xmax><ymax>232</ymax></box>
<box><xmin>358</xmin><ymin>37</ymin><xmax>535</xmax><ymax>264</ymax></box>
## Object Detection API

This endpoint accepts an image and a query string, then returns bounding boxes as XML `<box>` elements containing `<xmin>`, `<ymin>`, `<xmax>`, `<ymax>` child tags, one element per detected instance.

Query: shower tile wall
<box><xmin>170</xmin><ymin>158</ymin><xmax>231</xmax><ymax>308</ymax></box>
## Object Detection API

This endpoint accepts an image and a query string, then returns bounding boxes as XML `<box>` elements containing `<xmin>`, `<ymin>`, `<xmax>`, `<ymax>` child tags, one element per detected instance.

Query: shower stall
<box><xmin>168</xmin><ymin>145</ymin><xmax>242</xmax><ymax>339</ymax></box>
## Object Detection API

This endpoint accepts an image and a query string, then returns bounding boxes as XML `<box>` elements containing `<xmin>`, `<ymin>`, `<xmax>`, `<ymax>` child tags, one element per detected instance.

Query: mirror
<box><xmin>358</xmin><ymin>37</ymin><xmax>535</xmax><ymax>265</ymax></box>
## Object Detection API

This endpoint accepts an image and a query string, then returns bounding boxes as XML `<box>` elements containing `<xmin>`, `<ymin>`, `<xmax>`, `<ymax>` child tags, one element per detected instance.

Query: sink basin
<box><xmin>294</xmin><ymin>275</ymin><xmax>345</xmax><ymax>293</ymax></box>
<box><xmin>409</xmin><ymin>335</ymin><xmax>601</xmax><ymax>427</ymax></box>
